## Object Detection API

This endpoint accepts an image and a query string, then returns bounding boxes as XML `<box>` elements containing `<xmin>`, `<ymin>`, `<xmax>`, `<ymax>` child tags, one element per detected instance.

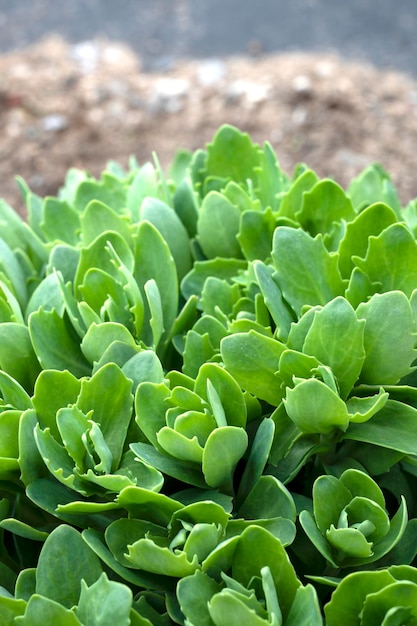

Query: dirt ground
<box><xmin>2</xmin><ymin>35</ymin><xmax>417</xmax><ymax>216</ymax></box>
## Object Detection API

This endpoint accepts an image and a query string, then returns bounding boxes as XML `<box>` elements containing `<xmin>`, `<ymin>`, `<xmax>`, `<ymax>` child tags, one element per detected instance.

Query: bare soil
<box><xmin>2</xmin><ymin>35</ymin><xmax>417</xmax><ymax>216</ymax></box>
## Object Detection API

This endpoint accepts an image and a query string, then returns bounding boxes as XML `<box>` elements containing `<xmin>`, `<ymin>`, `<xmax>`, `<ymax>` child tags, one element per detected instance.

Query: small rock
<box><xmin>150</xmin><ymin>78</ymin><xmax>190</xmax><ymax>114</ymax></box>
<box><xmin>226</xmin><ymin>80</ymin><xmax>270</xmax><ymax>107</ymax></box>
<box><xmin>292</xmin><ymin>75</ymin><xmax>313</xmax><ymax>97</ymax></box>
<box><xmin>314</xmin><ymin>61</ymin><xmax>336</xmax><ymax>78</ymax></box>
<box><xmin>41</xmin><ymin>113</ymin><xmax>69</xmax><ymax>133</ymax></box>
<box><xmin>291</xmin><ymin>106</ymin><xmax>308</xmax><ymax>126</ymax></box>
<box><xmin>197</xmin><ymin>59</ymin><xmax>226</xmax><ymax>87</ymax></box>
<box><xmin>70</xmin><ymin>41</ymin><xmax>100</xmax><ymax>74</ymax></box>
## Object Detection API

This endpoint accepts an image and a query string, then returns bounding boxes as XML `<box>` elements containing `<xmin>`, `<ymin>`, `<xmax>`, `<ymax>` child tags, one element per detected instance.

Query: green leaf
<box><xmin>0</xmin><ymin>323</ymin><xmax>41</xmax><ymax>392</ymax></box>
<box><xmin>56</xmin><ymin>405</ymin><xmax>94</xmax><ymax>472</ymax></box>
<box><xmin>232</xmin><ymin>525</ymin><xmax>300</xmax><ymax>620</ymax></box>
<box><xmin>284</xmin><ymin>378</ymin><xmax>350</xmax><ymax>434</ymax></box>
<box><xmin>298</xmin><ymin>510</ymin><xmax>338</xmax><ymax>568</ymax></box>
<box><xmin>34</xmin><ymin>424</ymin><xmax>85</xmax><ymax>493</ymax></box>
<box><xmin>122</xmin><ymin>349</ymin><xmax>164</xmax><ymax>392</ymax></box>
<box><xmin>181</xmin><ymin>258</ymin><xmax>247</xmax><ymax>300</ymax></box>
<box><xmin>157</xmin><ymin>427</ymin><xmax>204</xmax><ymax>463</ymax></box>
<box><xmin>32</xmin><ymin>369</ymin><xmax>81</xmax><ymax>440</ymax></box>
<box><xmin>35</xmin><ymin>525</ymin><xmax>103</xmax><ymax>608</ymax></box>
<box><xmin>177</xmin><ymin>569</ymin><xmax>221</xmax><ymax>626</ymax></box>
<box><xmin>0</xmin><ymin>409</ymin><xmax>21</xmax><ymax>461</ymax></box>
<box><xmin>16</xmin><ymin>595</ymin><xmax>82</xmax><ymax>625</ymax></box>
<box><xmin>337</xmin><ymin>202</ymin><xmax>398</xmax><ymax>279</ymax></box>
<box><xmin>80</xmin><ymin>321</ymin><xmax>137</xmax><ymax>364</ymax></box>
<box><xmin>182</xmin><ymin>330</ymin><xmax>218</xmax><ymax>378</ymax></box>
<box><xmin>344</xmin><ymin>266</ymin><xmax>379</xmax><ymax>309</ymax></box>
<box><xmin>143</xmin><ymin>279</ymin><xmax>164</xmax><ymax>348</ymax></box>
<box><xmin>15</xmin><ymin>568</ymin><xmax>36</xmax><ymax>602</ymax></box>
<box><xmin>277</xmin><ymin>350</ymin><xmax>319</xmax><ymax>389</ymax></box>
<box><xmin>237</xmin><ymin>418</ymin><xmax>275</xmax><ymax>507</ymax></box>
<box><xmin>19</xmin><ymin>409</ymin><xmax>49</xmax><ymax>485</ymax></box>
<box><xmin>238</xmin><ymin>475</ymin><xmax>296</xmax><ymax>522</ymax></box>
<box><xmin>0</xmin><ymin>518</ymin><xmax>48</xmax><ymax>542</ymax></box>
<box><xmin>76</xmin><ymin>363</ymin><xmax>133</xmax><ymax>470</ymax></box>
<box><xmin>348</xmin><ymin>162</ymin><xmax>401</xmax><ymax>215</ymax></box>
<box><xmin>346</xmin><ymin>389</ymin><xmax>389</xmax><ymax>424</ymax></box>
<box><xmin>194</xmin><ymin>362</ymin><xmax>247</xmax><ymax>428</ymax></box>
<box><xmin>140</xmin><ymin>197</ymin><xmax>191</xmax><ymax>281</ymax></box>
<box><xmin>126</xmin><ymin>538</ymin><xmax>199</xmax><ymax>577</ymax></box>
<box><xmin>221</xmin><ymin>330</ymin><xmax>286</xmax><ymax>405</ymax></box>
<box><xmin>116</xmin><ymin>485</ymin><xmax>183</xmax><ymax>526</ymax></box>
<box><xmin>197</xmin><ymin>191</ymin><xmax>243</xmax><ymax>259</ymax></box>
<box><xmin>339</xmin><ymin>468</ymin><xmax>385</xmax><ymax>507</ymax></box>
<box><xmin>344</xmin><ymin>400</ymin><xmax>417</xmax><ymax>455</ymax></box>
<box><xmin>237</xmin><ymin>208</ymin><xmax>277</xmax><ymax>262</ymax></box>
<box><xmin>76</xmin><ymin>573</ymin><xmax>132</xmax><ymax>626</ymax></box>
<box><xmin>0</xmin><ymin>195</ymin><xmax>47</xmax><ymax>268</ymax></box>
<box><xmin>126</xmin><ymin>162</ymin><xmax>159</xmax><ymax>220</ymax></box>
<box><xmin>255</xmin><ymin>141</ymin><xmax>289</xmax><ymax>210</ymax></box>
<box><xmin>40</xmin><ymin>197</ymin><xmax>80</xmax><ymax>245</ymax></box>
<box><xmin>324</xmin><ymin>569</ymin><xmax>396</xmax><ymax>626</ymax></box>
<box><xmin>253</xmin><ymin>261</ymin><xmax>295</xmax><ymax>341</ymax></box>
<box><xmin>296</xmin><ymin>179</ymin><xmax>355</xmax><ymax>237</ymax></box>
<box><xmin>353</xmin><ymin>223</ymin><xmax>417</xmax><ymax>297</ymax></box>
<box><xmin>82</xmin><ymin>528</ymin><xmax>167</xmax><ymax>590</ymax></box>
<box><xmin>286</xmin><ymin>584</ymin><xmax>324</xmax><ymax>626</ymax></box>
<box><xmin>200</xmin><ymin>276</ymin><xmax>241</xmax><ymax>319</ymax></box>
<box><xmin>28</xmin><ymin>308</ymin><xmax>90</xmax><ymax>377</ymax></box>
<box><xmin>73</xmin><ymin>177</ymin><xmax>126</xmax><ymax>214</ymax></box>
<box><xmin>173</xmin><ymin>176</ymin><xmax>199</xmax><ymax>239</ymax></box>
<box><xmin>271</xmin><ymin>227</ymin><xmax>345</xmax><ymax>316</ymax></box>
<box><xmin>312</xmin><ymin>474</ymin><xmax>352</xmax><ymax>535</ymax></box>
<box><xmin>135</xmin><ymin>381</ymin><xmax>170</xmax><ymax>449</ymax></box>
<box><xmin>302</xmin><ymin>297</ymin><xmax>365</xmax><ymax>398</ymax></box>
<box><xmin>170</xmin><ymin>410</ymin><xmax>216</xmax><ymax>447</ymax></box>
<box><xmin>134</xmin><ymin>220</ymin><xmax>178</xmax><ymax>342</ymax></box>
<box><xmin>205</xmin><ymin>125</ymin><xmax>261</xmax><ymax>185</ymax></box>
<box><xmin>75</xmin><ymin>231</ymin><xmax>134</xmax><ymax>296</ymax></box>
<box><xmin>0</xmin><ymin>370</ymin><xmax>32</xmax><ymax>411</ymax></box>
<box><xmin>208</xmin><ymin>590</ymin><xmax>272</xmax><ymax>626</ymax></box>
<box><xmin>0</xmin><ymin>595</ymin><xmax>26</xmax><ymax>623</ymax></box>
<box><xmin>47</xmin><ymin>245</ymin><xmax>80</xmax><ymax>287</ymax></box>
<box><xmin>25</xmin><ymin>272</ymin><xmax>65</xmax><ymax>321</ymax></box>
<box><xmin>0</xmin><ymin>238</ymin><xmax>27</xmax><ymax>308</ymax></box>
<box><xmin>183</xmin><ymin>523</ymin><xmax>223</xmax><ymax>563</ymax></box>
<box><xmin>202</xmin><ymin>427</ymin><xmax>248</xmax><ymax>490</ymax></box>
<box><xmin>362</xmin><ymin>581</ymin><xmax>417</xmax><ymax>624</ymax></box>
<box><xmin>277</xmin><ymin>169</ymin><xmax>319</xmax><ymax>220</ymax></box>
<box><xmin>78</xmin><ymin>267</ymin><xmax>131</xmax><ymax>327</ymax></box>
<box><xmin>357</xmin><ymin>291</ymin><xmax>417</xmax><ymax>385</ymax></box>
<box><xmin>80</xmin><ymin>200</ymin><xmax>131</xmax><ymax>246</ymax></box>
<box><xmin>326</xmin><ymin>526</ymin><xmax>373</xmax><ymax>559</ymax></box>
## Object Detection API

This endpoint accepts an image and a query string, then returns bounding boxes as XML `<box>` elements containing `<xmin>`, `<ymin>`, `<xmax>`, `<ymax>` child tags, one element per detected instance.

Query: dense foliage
<box><xmin>0</xmin><ymin>125</ymin><xmax>417</xmax><ymax>623</ymax></box>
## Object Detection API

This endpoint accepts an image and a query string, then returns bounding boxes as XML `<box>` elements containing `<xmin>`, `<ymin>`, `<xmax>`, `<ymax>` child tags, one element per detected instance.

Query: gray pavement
<box><xmin>0</xmin><ymin>0</ymin><xmax>417</xmax><ymax>75</ymax></box>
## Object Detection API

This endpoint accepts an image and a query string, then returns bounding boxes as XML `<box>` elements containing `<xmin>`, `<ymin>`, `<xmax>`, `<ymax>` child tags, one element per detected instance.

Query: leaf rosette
<box><xmin>324</xmin><ymin>565</ymin><xmax>417</xmax><ymax>626</ymax></box>
<box><xmin>27</xmin><ymin>363</ymin><xmax>164</xmax><ymax>508</ymax></box>
<box><xmin>178</xmin><ymin>525</ymin><xmax>323</xmax><ymax>626</ymax></box>
<box><xmin>134</xmin><ymin>362</ymin><xmax>249</xmax><ymax>493</ymax></box>
<box><xmin>299</xmin><ymin>468</ymin><xmax>407</xmax><ymax>568</ymax></box>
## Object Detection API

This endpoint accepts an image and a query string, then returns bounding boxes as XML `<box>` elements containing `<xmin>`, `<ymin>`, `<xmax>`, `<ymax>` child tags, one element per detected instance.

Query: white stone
<box><xmin>197</xmin><ymin>59</ymin><xmax>226</xmax><ymax>87</ymax></box>
<box><xmin>41</xmin><ymin>113</ymin><xmax>68</xmax><ymax>132</ymax></box>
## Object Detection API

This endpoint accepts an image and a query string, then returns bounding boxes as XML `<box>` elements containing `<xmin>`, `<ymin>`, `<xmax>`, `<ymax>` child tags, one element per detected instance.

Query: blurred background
<box><xmin>1</xmin><ymin>0</ymin><xmax>417</xmax><ymax>74</ymax></box>
<box><xmin>1</xmin><ymin>0</ymin><xmax>417</xmax><ymax>213</ymax></box>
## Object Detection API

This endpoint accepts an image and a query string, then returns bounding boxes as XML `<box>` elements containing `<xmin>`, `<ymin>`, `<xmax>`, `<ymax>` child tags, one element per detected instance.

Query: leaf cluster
<box><xmin>0</xmin><ymin>125</ymin><xmax>417</xmax><ymax>622</ymax></box>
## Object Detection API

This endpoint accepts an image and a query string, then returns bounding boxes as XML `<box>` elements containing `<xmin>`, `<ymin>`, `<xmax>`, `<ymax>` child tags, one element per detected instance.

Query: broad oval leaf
<box><xmin>272</xmin><ymin>227</ymin><xmax>346</xmax><ymax>316</ymax></box>
<box><xmin>202</xmin><ymin>427</ymin><xmax>248</xmax><ymax>490</ymax></box>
